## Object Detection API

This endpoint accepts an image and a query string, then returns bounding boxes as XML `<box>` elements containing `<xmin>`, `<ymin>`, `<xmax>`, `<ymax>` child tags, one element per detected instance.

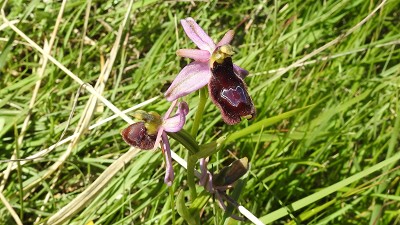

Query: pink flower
<box><xmin>165</xmin><ymin>18</ymin><xmax>255</xmax><ymax>125</ymax></box>
<box><xmin>121</xmin><ymin>101</ymin><xmax>189</xmax><ymax>185</ymax></box>
<box><xmin>165</xmin><ymin>17</ymin><xmax>248</xmax><ymax>101</ymax></box>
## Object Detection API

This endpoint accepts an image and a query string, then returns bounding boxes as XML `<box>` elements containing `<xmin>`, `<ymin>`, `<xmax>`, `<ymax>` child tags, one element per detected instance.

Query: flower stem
<box><xmin>187</xmin><ymin>156</ymin><xmax>197</xmax><ymax>199</ymax></box>
<box><xmin>169</xmin><ymin>185</ymin><xmax>176</xmax><ymax>224</ymax></box>
<box><xmin>190</xmin><ymin>87</ymin><xmax>207</xmax><ymax>137</ymax></box>
<box><xmin>187</xmin><ymin>87</ymin><xmax>207</xmax><ymax>200</ymax></box>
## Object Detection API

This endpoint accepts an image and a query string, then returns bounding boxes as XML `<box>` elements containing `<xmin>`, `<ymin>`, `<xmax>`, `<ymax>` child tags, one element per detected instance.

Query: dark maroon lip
<box><xmin>121</xmin><ymin>122</ymin><xmax>157</xmax><ymax>150</ymax></box>
<box><xmin>208</xmin><ymin>56</ymin><xmax>256</xmax><ymax>125</ymax></box>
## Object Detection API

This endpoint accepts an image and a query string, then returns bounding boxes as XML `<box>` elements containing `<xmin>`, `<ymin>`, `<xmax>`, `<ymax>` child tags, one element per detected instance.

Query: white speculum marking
<box><xmin>221</xmin><ymin>86</ymin><xmax>247</xmax><ymax>107</ymax></box>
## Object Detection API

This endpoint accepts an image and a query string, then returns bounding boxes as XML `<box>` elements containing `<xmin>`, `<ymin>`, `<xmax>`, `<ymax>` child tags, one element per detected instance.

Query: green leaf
<box><xmin>176</xmin><ymin>190</ymin><xmax>200</xmax><ymax>225</ymax></box>
<box><xmin>225</xmin><ymin>105</ymin><xmax>314</xmax><ymax>144</ymax></box>
<box><xmin>190</xmin><ymin>190</ymin><xmax>211</xmax><ymax>213</ymax></box>
<box><xmin>260</xmin><ymin>152</ymin><xmax>400</xmax><ymax>223</ymax></box>
<box><xmin>168</xmin><ymin>129</ymin><xmax>199</xmax><ymax>154</ymax></box>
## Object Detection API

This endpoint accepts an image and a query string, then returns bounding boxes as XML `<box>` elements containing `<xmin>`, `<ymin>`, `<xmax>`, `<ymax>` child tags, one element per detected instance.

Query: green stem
<box><xmin>169</xmin><ymin>185</ymin><xmax>176</xmax><ymax>225</ymax></box>
<box><xmin>187</xmin><ymin>156</ymin><xmax>197</xmax><ymax>199</ymax></box>
<box><xmin>190</xmin><ymin>87</ymin><xmax>207</xmax><ymax>137</ymax></box>
<box><xmin>187</xmin><ymin>87</ymin><xmax>207</xmax><ymax>200</ymax></box>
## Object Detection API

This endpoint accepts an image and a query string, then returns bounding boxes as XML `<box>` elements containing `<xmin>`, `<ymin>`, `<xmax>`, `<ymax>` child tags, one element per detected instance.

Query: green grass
<box><xmin>1</xmin><ymin>0</ymin><xmax>400</xmax><ymax>224</ymax></box>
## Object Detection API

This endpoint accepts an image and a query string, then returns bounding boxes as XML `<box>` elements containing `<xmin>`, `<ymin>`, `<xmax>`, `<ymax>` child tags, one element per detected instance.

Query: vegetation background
<box><xmin>0</xmin><ymin>0</ymin><xmax>399</xmax><ymax>224</ymax></box>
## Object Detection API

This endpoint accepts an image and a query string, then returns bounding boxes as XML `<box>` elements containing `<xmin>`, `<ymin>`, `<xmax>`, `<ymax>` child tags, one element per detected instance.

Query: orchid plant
<box><xmin>121</xmin><ymin>17</ymin><xmax>254</xmax><ymax>221</ymax></box>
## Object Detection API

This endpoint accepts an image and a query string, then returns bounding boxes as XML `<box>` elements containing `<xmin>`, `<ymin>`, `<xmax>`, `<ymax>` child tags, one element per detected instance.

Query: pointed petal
<box><xmin>165</xmin><ymin>61</ymin><xmax>211</xmax><ymax>101</ymax></box>
<box><xmin>161</xmin><ymin>132</ymin><xmax>174</xmax><ymax>186</ymax></box>
<box><xmin>181</xmin><ymin>17</ymin><xmax>216</xmax><ymax>52</ymax></box>
<box><xmin>200</xmin><ymin>158</ymin><xmax>208</xmax><ymax>178</ymax></box>
<box><xmin>163</xmin><ymin>100</ymin><xmax>178</xmax><ymax>120</ymax></box>
<box><xmin>198</xmin><ymin>158</ymin><xmax>214</xmax><ymax>192</ymax></box>
<box><xmin>176</xmin><ymin>49</ymin><xmax>210</xmax><ymax>62</ymax></box>
<box><xmin>215</xmin><ymin>192</ymin><xmax>227</xmax><ymax>210</ymax></box>
<box><xmin>199</xmin><ymin>158</ymin><xmax>209</xmax><ymax>186</ymax></box>
<box><xmin>163</xmin><ymin>101</ymin><xmax>189</xmax><ymax>132</ymax></box>
<box><xmin>153</xmin><ymin>127</ymin><xmax>164</xmax><ymax>149</ymax></box>
<box><xmin>163</xmin><ymin>115</ymin><xmax>182</xmax><ymax>132</ymax></box>
<box><xmin>233</xmin><ymin>64</ymin><xmax>249</xmax><ymax>79</ymax></box>
<box><xmin>217</xmin><ymin>30</ymin><xmax>234</xmax><ymax>47</ymax></box>
<box><xmin>178</xmin><ymin>101</ymin><xmax>189</xmax><ymax>116</ymax></box>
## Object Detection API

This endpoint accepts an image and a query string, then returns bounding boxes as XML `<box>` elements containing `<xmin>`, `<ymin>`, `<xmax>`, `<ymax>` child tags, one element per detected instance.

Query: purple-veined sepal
<box><xmin>181</xmin><ymin>17</ymin><xmax>216</xmax><ymax>53</ymax></box>
<box><xmin>165</xmin><ymin>61</ymin><xmax>211</xmax><ymax>101</ymax></box>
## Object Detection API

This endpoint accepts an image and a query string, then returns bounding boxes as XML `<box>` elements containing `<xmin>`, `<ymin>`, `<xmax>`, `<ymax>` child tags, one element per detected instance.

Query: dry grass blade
<box><xmin>12</xmin><ymin>0</ymin><xmax>135</xmax><ymax>216</ymax></box>
<box><xmin>77</xmin><ymin>0</ymin><xmax>92</xmax><ymax>67</ymax></box>
<box><xmin>0</xmin><ymin>97</ymin><xmax>158</xmax><ymax>169</ymax></box>
<box><xmin>0</xmin><ymin>192</ymin><xmax>22</xmax><ymax>225</ymax></box>
<box><xmin>45</xmin><ymin>148</ymin><xmax>141</xmax><ymax>225</ymax></box>
<box><xmin>0</xmin><ymin>0</ymin><xmax>68</xmax><ymax>193</ymax></box>
<box><xmin>252</xmin><ymin>39</ymin><xmax>400</xmax><ymax>77</ymax></box>
<box><xmin>0</xmin><ymin>10</ymin><xmax>134</xmax><ymax>125</ymax></box>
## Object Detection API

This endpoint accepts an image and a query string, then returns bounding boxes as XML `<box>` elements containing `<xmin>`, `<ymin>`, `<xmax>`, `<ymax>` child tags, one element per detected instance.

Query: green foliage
<box><xmin>0</xmin><ymin>0</ymin><xmax>399</xmax><ymax>224</ymax></box>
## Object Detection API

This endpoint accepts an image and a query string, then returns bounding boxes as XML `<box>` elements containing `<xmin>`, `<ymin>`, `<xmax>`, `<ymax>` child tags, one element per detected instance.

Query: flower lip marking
<box><xmin>221</xmin><ymin>86</ymin><xmax>247</xmax><ymax>107</ymax></box>
<box><xmin>208</xmin><ymin>46</ymin><xmax>256</xmax><ymax>125</ymax></box>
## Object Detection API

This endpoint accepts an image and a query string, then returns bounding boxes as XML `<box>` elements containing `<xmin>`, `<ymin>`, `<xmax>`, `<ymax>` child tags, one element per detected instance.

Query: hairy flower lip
<box><xmin>164</xmin><ymin>17</ymin><xmax>248</xmax><ymax>102</ymax></box>
<box><xmin>208</xmin><ymin>55</ymin><xmax>256</xmax><ymax>125</ymax></box>
<box><xmin>120</xmin><ymin>122</ymin><xmax>156</xmax><ymax>150</ymax></box>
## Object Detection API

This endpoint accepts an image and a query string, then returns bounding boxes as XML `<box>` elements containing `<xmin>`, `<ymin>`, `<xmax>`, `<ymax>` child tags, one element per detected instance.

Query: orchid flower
<box><xmin>121</xmin><ymin>101</ymin><xmax>189</xmax><ymax>186</ymax></box>
<box><xmin>165</xmin><ymin>17</ymin><xmax>255</xmax><ymax>125</ymax></box>
<box><xmin>198</xmin><ymin>157</ymin><xmax>249</xmax><ymax>220</ymax></box>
